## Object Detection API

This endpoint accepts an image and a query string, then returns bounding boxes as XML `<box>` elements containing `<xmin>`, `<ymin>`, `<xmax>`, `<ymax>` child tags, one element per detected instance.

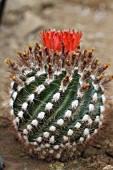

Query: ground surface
<box><xmin>0</xmin><ymin>0</ymin><xmax>113</xmax><ymax>169</ymax></box>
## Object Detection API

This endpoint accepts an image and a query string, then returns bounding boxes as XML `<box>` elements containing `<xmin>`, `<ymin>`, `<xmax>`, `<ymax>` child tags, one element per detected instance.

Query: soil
<box><xmin>0</xmin><ymin>0</ymin><xmax>113</xmax><ymax>169</ymax></box>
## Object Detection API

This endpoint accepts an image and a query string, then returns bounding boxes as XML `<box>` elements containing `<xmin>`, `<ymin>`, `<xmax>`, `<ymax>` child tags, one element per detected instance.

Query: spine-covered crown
<box><xmin>5</xmin><ymin>30</ymin><xmax>113</xmax><ymax>161</ymax></box>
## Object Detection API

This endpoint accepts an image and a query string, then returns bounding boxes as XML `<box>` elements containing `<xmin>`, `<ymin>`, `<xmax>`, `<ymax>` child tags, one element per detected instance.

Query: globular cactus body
<box><xmin>6</xmin><ymin>30</ymin><xmax>113</xmax><ymax>160</ymax></box>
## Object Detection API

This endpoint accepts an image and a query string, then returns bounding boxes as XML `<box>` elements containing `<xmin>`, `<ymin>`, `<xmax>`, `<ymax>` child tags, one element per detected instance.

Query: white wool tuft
<box><xmin>23</xmin><ymin>129</ymin><xmax>28</xmax><ymax>135</ymax></box>
<box><xmin>100</xmin><ymin>84</ymin><xmax>104</xmax><ymax>91</ymax></box>
<box><xmin>18</xmin><ymin>111</ymin><xmax>24</xmax><ymax>118</ymax></box>
<box><xmin>65</xmin><ymin>142</ymin><xmax>70</xmax><ymax>146</ymax></box>
<box><xmin>13</xmin><ymin>117</ymin><xmax>19</xmax><ymax>126</ymax></box>
<box><xmin>74</xmin><ymin>122</ymin><xmax>81</xmax><ymax>129</ymax></box>
<box><xmin>100</xmin><ymin>105</ymin><xmax>105</xmax><ymax>113</ymax></box>
<box><xmin>35</xmin><ymin>84</ymin><xmax>45</xmax><ymax>94</ymax></box>
<box><xmin>43</xmin><ymin>132</ymin><xmax>49</xmax><ymax>138</ymax></box>
<box><xmin>78</xmin><ymin>71</ymin><xmax>83</xmax><ymax>77</ymax></box>
<box><xmin>52</xmin><ymin>92</ymin><xmax>60</xmax><ymax>102</ymax></box>
<box><xmin>53</xmin><ymin>145</ymin><xmax>59</xmax><ymax>150</ymax></box>
<box><xmin>82</xmin><ymin>114</ymin><xmax>89</xmax><ymax>122</ymax></box>
<box><xmin>77</xmin><ymin>89</ymin><xmax>83</xmax><ymax>98</ymax></box>
<box><xmin>74</xmin><ymin>66</ymin><xmax>78</xmax><ymax>70</ymax></box>
<box><xmin>49</xmin><ymin>125</ymin><xmax>56</xmax><ymax>132</ymax></box>
<box><xmin>31</xmin><ymin>119</ymin><xmax>38</xmax><ymax>126</ymax></box>
<box><xmin>92</xmin><ymin>82</ymin><xmax>99</xmax><ymax>91</ymax></box>
<box><xmin>84</xmin><ymin>128</ymin><xmax>89</xmax><ymax>136</ymax></box>
<box><xmin>60</xmin><ymin>144</ymin><xmax>65</xmax><ymax>148</ymax></box>
<box><xmin>45</xmin><ymin>143</ymin><xmax>50</xmax><ymax>148</ymax></box>
<box><xmin>37</xmin><ymin>112</ymin><xmax>45</xmax><ymax>120</ymax></box>
<box><xmin>56</xmin><ymin>153</ymin><xmax>61</xmax><ymax>159</ymax></box>
<box><xmin>24</xmin><ymin>70</ymin><xmax>31</xmax><ymax>75</ymax></box>
<box><xmin>93</xmin><ymin>93</ymin><xmax>98</xmax><ymax>102</ymax></box>
<box><xmin>67</xmin><ymin>145</ymin><xmax>71</xmax><ymax>148</ymax></box>
<box><xmin>73</xmin><ymin>142</ymin><xmax>76</xmax><ymax>146</ymax></box>
<box><xmin>10</xmin><ymin>81</ymin><xmax>14</xmax><ymax>88</ymax></box>
<box><xmin>54</xmin><ymin>71</ymin><xmax>62</xmax><ymax>75</ymax></box>
<box><xmin>22</xmin><ymin>102</ymin><xmax>28</xmax><ymax>110</ymax></box>
<box><xmin>99</xmin><ymin>121</ymin><xmax>102</xmax><ymax>127</ymax></box>
<box><xmin>49</xmin><ymin>136</ymin><xmax>55</xmax><ymax>144</ymax></box>
<box><xmin>89</xmin><ymin>104</ymin><xmax>94</xmax><ymax>112</ymax></box>
<box><xmin>37</xmin><ymin>147</ymin><xmax>41</xmax><ymax>151</ymax></box>
<box><xmin>27</xmin><ymin>124</ymin><xmax>32</xmax><ymax>131</ymax></box>
<box><xmin>57</xmin><ymin>119</ymin><xmax>64</xmax><ymax>126</ymax></box>
<box><xmin>45</xmin><ymin>102</ymin><xmax>53</xmax><ymax>111</ymax></box>
<box><xmin>88</xmin><ymin>118</ymin><xmax>93</xmax><ymax>125</ymax></box>
<box><xmin>79</xmin><ymin>137</ymin><xmax>84</xmax><ymax>142</ymax></box>
<box><xmin>12</xmin><ymin>91</ymin><xmax>18</xmax><ymax>100</ymax></box>
<box><xmin>9</xmin><ymin>90</ymin><xmax>14</xmax><ymax>95</ymax></box>
<box><xmin>91</xmin><ymin>74</ymin><xmax>96</xmax><ymax>80</ymax></box>
<box><xmin>23</xmin><ymin>135</ymin><xmax>28</xmax><ymax>142</ymax></box>
<box><xmin>28</xmin><ymin>94</ymin><xmax>35</xmax><ymax>102</ymax></box>
<box><xmin>94</xmin><ymin>129</ymin><xmax>98</xmax><ymax>134</ymax></box>
<box><xmin>100</xmin><ymin>113</ymin><xmax>104</xmax><ymax>120</ymax></box>
<box><xmin>71</xmin><ymin>100</ymin><xmax>78</xmax><ymax>109</ymax></box>
<box><xmin>69</xmin><ymin>76</ymin><xmax>73</xmax><ymax>82</ymax></box>
<box><xmin>45</xmin><ymin>77</ymin><xmax>53</xmax><ymax>84</ymax></box>
<box><xmin>87</xmin><ymin>134</ymin><xmax>91</xmax><ymax>140</ymax></box>
<box><xmin>9</xmin><ymin>98</ymin><xmax>14</xmax><ymax>107</ymax></box>
<box><xmin>26</xmin><ymin>76</ymin><xmax>35</xmax><ymax>85</ymax></box>
<box><xmin>64</xmin><ymin>110</ymin><xmax>72</xmax><ymax>118</ymax></box>
<box><xmin>49</xmin><ymin>150</ymin><xmax>54</xmax><ymax>154</ymax></box>
<box><xmin>17</xmin><ymin>85</ymin><xmax>23</xmax><ymax>92</ymax></box>
<box><xmin>36</xmin><ymin>70</ymin><xmax>45</xmax><ymax>76</ymax></box>
<box><xmin>36</xmin><ymin>137</ymin><xmax>42</xmax><ymax>143</ymax></box>
<box><xmin>95</xmin><ymin>115</ymin><xmax>100</xmax><ymax>123</ymax></box>
<box><xmin>63</xmin><ymin>136</ymin><xmax>69</xmax><ymax>141</ymax></box>
<box><xmin>67</xmin><ymin>129</ymin><xmax>73</xmax><ymax>136</ymax></box>
<box><xmin>79</xmin><ymin>77</ymin><xmax>84</xmax><ymax>86</ymax></box>
<box><xmin>18</xmin><ymin>133</ymin><xmax>22</xmax><ymax>140</ymax></box>
<box><xmin>10</xmin><ymin>109</ymin><xmax>14</xmax><ymax>116</ymax></box>
<box><xmin>33</xmin><ymin>142</ymin><xmax>37</xmax><ymax>146</ymax></box>
<box><xmin>59</xmin><ymin>83</ymin><xmax>67</xmax><ymax>93</ymax></box>
<box><xmin>102</xmin><ymin>94</ymin><xmax>106</xmax><ymax>104</ymax></box>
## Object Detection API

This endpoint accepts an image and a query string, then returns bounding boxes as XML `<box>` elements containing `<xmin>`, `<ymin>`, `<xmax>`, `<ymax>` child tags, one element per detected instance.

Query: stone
<box><xmin>103</xmin><ymin>165</ymin><xmax>113</xmax><ymax>170</ymax></box>
<box><xmin>6</xmin><ymin>0</ymin><xmax>38</xmax><ymax>12</ymax></box>
<box><xmin>16</xmin><ymin>11</ymin><xmax>43</xmax><ymax>38</ymax></box>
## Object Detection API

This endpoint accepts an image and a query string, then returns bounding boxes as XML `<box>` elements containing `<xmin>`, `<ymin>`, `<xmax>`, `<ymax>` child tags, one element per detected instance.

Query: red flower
<box><xmin>41</xmin><ymin>30</ymin><xmax>82</xmax><ymax>52</ymax></box>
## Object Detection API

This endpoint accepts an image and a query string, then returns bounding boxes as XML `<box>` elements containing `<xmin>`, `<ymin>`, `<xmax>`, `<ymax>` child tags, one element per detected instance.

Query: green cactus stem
<box><xmin>6</xmin><ymin>30</ymin><xmax>113</xmax><ymax>161</ymax></box>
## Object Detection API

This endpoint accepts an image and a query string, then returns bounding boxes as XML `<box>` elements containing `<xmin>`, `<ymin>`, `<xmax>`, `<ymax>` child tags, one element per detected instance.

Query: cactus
<box><xmin>6</xmin><ymin>30</ymin><xmax>113</xmax><ymax>161</ymax></box>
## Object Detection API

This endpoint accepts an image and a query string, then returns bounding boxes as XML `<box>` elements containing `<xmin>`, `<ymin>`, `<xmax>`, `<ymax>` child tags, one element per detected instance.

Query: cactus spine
<box><xmin>6</xmin><ymin>30</ymin><xmax>113</xmax><ymax>161</ymax></box>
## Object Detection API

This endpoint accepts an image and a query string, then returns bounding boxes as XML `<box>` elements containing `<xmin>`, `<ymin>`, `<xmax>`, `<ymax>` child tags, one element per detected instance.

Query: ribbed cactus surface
<box><xmin>6</xmin><ymin>30</ymin><xmax>113</xmax><ymax>160</ymax></box>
